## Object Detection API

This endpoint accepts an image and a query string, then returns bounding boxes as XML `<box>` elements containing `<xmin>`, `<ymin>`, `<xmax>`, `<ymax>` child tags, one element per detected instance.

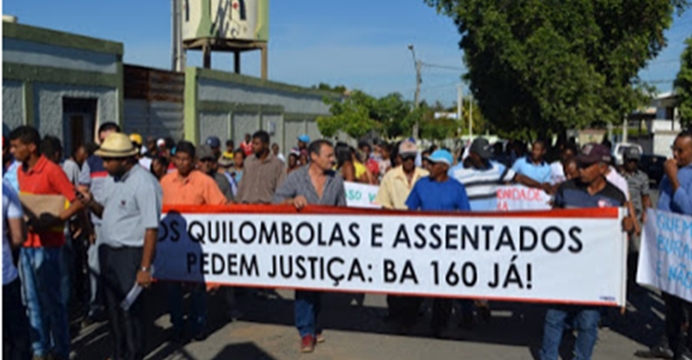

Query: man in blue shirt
<box><xmin>511</xmin><ymin>140</ymin><xmax>552</xmax><ymax>183</ymax></box>
<box><xmin>406</xmin><ymin>149</ymin><xmax>470</xmax><ymax>337</ymax></box>
<box><xmin>635</xmin><ymin>131</ymin><xmax>692</xmax><ymax>360</ymax></box>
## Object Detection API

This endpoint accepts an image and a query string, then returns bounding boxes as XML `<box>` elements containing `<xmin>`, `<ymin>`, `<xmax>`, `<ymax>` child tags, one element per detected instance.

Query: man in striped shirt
<box><xmin>448</xmin><ymin>138</ymin><xmax>550</xmax><ymax>211</ymax></box>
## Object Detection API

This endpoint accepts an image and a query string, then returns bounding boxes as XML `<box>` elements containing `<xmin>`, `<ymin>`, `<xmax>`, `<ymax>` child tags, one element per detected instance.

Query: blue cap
<box><xmin>206</xmin><ymin>136</ymin><xmax>221</xmax><ymax>148</ymax></box>
<box><xmin>298</xmin><ymin>134</ymin><xmax>310</xmax><ymax>143</ymax></box>
<box><xmin>426</xmin><ymin>149</ymin><xmax>453</xmax><ymax>166</ymax></box>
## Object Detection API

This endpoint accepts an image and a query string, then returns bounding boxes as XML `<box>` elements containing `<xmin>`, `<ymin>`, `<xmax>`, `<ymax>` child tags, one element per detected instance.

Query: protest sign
<box><xmin>344</xmin><ymin>182</ymin><xmax>380</xmax><ymax>208</ymax></box>
<box><xmin>637</xmin><ymin>209</ymin><xmax>692</xmax><ymax>302</ymax></box>
<box><xmin>155</xmin><ymin>205</ymin><xmax>627</xmax><ymax>306</ymax></box>
<box><xmin>496</xmin><ymin>185</ymin><xmax>551</xmax><ymax>211</ymax></box>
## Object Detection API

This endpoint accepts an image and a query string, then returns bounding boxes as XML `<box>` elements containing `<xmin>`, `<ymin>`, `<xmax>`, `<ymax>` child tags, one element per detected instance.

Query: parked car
<box><xmin>639</xmin><ymin>154</ymin><xmax>666</xmax><ymax>188</ymax></box>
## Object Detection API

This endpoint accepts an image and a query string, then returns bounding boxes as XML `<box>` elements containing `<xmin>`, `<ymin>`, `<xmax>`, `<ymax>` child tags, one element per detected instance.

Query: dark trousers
<box><xmin>99</xmin><ymin>245</ymin><xmax>145</xmax><ymax>360</ymax></box>
<box><xmin>3</xmin><ymin>278</ymin><xmax>31</xmax><ymax>360</ymax></box>
<box><xmin>663</xmin><ymin>292</ymin><xmax>692</xmax><ymax>357</ymax></box>
<box><xmin>387</xmin><ymin>295</ymin><xmax>421</xmax><ymax>327</ymax></box>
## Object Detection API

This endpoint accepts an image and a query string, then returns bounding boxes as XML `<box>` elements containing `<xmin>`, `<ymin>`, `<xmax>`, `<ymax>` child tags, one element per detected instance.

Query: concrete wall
<box><xmin>185</xmin><ymin>67</ymin><xmax>340</xmax><ymax>157</ymax></box>
<box><xmin>2</xmin><ymin>80</ymin><xmax>24</xmax><ymax>134</ymax></box>
<box><xmin>2</xmin><ymin>22</ymin><xmax>123</xmax><ymax>150</ymax></box>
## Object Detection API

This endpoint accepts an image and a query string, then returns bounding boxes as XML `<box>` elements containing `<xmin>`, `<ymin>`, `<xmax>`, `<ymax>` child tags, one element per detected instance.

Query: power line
<box><xmin>421</xmin><ymin>62</ymin><xmax>465</xmax><ymax>71</ymax></box>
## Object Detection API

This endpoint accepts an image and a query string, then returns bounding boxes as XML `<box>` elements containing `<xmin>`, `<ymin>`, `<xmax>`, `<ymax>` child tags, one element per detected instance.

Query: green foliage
<box><xmin>317</xmin><ymin>90</ymin><xmax>381</xmax><ymax>139</ymax></box>
<box><xmin>676</xmin><ymin>37</ymin><xmax>692</xmax><ymax>128</ymax></box>
<box><xmin>425</xmin><ymin>0</ymin><xmax>689</xmax><ymax>137</ymax></box>
<box><xmin>312</xmin><ymin>82</ymin><xmax>348</xmax><ymax>94</ymax></box>
<box><xmin>318</xmin><ymin>90</ymin><xmax>421</xmax><ymax>139</ymax></box>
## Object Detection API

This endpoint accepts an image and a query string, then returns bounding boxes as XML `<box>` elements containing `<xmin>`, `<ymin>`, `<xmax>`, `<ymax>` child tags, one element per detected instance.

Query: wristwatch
<box><xmin>140</xmin><ymin>266</ymin><xmax>150</xmax><ymax>273</ymax></box>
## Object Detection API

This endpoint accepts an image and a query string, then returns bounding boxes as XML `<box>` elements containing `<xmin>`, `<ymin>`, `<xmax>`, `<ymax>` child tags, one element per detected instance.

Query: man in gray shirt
<box><xmin>196</xmin><ymin>145</ymin><xmax>234</xmax><ymax>202</ymax></box>
<box><xmin>273</xmin><ymin>139</ymin><xmax>345</xmax><ymax>353</ymax></box>
<box><xmin>79</xmin><ymin>133</ymin><xmax>162</xmax><ymax>360</ymax></box>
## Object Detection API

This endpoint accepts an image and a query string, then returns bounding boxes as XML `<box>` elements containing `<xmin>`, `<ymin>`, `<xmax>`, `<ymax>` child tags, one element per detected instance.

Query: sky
<box><xmin>3</xmin><ymin>0</ymin><xmax>691</xmax><ymax>106</ymax></box>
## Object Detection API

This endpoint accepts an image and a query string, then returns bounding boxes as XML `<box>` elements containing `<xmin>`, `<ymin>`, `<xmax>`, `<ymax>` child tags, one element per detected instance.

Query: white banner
<box><xmin>496</xmin><ymin>185</ymin><xmax>551</xmax><ymax>211</ymax></box>
<box><xmin>344</xmin><ymin>182</ymin><xmax>380</xmax><ymax>208</ymax></box>
<box><xmin>154</xmin><ymin>205</ymin><xmax>627</xmax><ymax>306</ymax></box>
<box><xmin>637</xmin><ymin>209</ymin><xmax>692</xmax><ymax>302</ymax></box>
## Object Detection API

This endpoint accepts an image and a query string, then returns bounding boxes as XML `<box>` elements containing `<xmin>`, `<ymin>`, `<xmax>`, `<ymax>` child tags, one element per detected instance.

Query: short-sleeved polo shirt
<box><xmin>374</xmin><ymin>166</ymin><xmax>428</xmax><ymax>210</ymax></box>
<box><xmin>511</xmin><ymin>156</ymin><xmax>551</xmax><ymax>183</ymax></box>
<box><xmin>554</xmin><ymin>179</ymin><xmax>626</xmax><ymax>209</ymax></box>
<box><xmin>18</xmin><ymin>155</ymin><xmax>77</xmax><ymax>247</ymax></box>
<box><xmin>101</xmin><ymin>165</ymin><xmax>163</xmax><ymax>248</ymax></box>
<box><xmin>161</xmin><ymin>169</ymin><xmax>227</xmax><ymax>205</ymax></box>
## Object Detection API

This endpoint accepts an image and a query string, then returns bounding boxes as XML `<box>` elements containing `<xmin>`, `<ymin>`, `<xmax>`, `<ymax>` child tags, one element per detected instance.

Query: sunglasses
<box><xmin>401</xmin><ymin>154</ymin><xmax>416</xmax><ymax>161</ymax></box>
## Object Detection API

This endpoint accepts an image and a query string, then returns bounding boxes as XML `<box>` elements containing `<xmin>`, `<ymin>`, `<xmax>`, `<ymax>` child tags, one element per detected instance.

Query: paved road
<box><xmin>71</xmin><ymin>284</ymin><xmax>665</xmax><ymax>360</ymax></box>
<box><xmin>71</xmin><ymin>190</ymin><xmax>664</xmax><ymax>359</ymax></box>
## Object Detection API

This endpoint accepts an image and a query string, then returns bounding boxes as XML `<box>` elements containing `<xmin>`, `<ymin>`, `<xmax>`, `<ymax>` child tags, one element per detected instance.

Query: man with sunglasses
<box><xmin>540</xmin><ymin>142</ymin><xmax>633</xmax><ymax>360</ymax></box>
<box><xmin>374</xmin><ymin>140</ymin><xmax>429</xmax><ymax>331</ymax></box>
<box><xmin>197</xmin><ymin>144</ymin><xmax>234</xmax><ymax>202</ymax></box>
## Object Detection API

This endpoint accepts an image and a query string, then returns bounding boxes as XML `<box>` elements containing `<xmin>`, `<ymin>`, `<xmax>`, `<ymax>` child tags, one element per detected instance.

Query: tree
<box><xmin>317</xmin><ymin>90</ymin><xmax>380</xmax><ymax>139</ymax></box>
<box><xmin>425</xmin><ymin>0</ymin><xmax>689</xmax><ymax>138</ymax></box>
<box><xmin>313</xmin><ymin>83</ymin><xmax>348</xmax><ymax>94</ymax></box>
<box><xmin>676</xmin><ymin>37</ymin><xmax>692</xmax><ymax>128</ymax></box>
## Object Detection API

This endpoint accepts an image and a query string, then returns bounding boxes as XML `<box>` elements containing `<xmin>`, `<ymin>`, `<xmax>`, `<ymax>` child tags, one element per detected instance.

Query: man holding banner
<box><xmin>375</xmin><ymin>140</ymin><xmax>428</xmax><ymax>330</ymax></box>
<box><xmin>539</xmin><ymin>143</ymin><xmax>632</xmax><ymax>360</ymax></box>
<box><xmin>272</xmin><ymin>139</ymin><xmax>346</xmax><ymax>353</ymax></box>
<box><xmin>405</xmin><ymin>148</ymin><xmax>471</xmax><ymax>337</ymax></box>
<box><xmin>636</xmin><ymin>131</ymin><xmax>692</xmax><ymax>360</ymax></box>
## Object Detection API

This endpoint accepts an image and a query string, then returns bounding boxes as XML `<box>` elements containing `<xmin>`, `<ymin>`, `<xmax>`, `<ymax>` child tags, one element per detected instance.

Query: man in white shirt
<box><xmin>3</xmin><ymin>180</ymin><xmax>31</xmax><ymax>359</ymax></box>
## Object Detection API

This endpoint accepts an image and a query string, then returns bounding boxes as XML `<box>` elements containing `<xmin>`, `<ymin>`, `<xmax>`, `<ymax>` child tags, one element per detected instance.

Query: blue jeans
<box><xmin>166</xmin><ymin>282</ymin><xmax>207</xmax><ymax>334</ymax></box>
<box><xmin>295</xmin><ymin>290</ymin><xmax>322</xmax><ymax>337</ymax></box>
<box><xmin>19</xmin><ymin>247</ymin><xmax>70</xmax><ymax>358</ymax></box>
<box><xmin>540</xmin><ymin>306</ymin><xmax>600</xmax><ymax>360</ymax></box>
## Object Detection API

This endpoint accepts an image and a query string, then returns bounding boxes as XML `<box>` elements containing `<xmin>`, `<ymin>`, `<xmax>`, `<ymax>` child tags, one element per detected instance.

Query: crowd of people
<box><xmin>2</xmin><ymin>121</ymin><xmax>692</xmax><ymax>360</ymax></box>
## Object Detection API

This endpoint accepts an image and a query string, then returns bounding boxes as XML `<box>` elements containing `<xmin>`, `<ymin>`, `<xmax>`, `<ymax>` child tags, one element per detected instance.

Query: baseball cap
<box><xmin>469</xmin><ymin>138</ymin><xmax>493</xmax><ymax>160</ymax></box>
<box><xmin>624</xmin><ymin>147</ymin><xmax>642</xmax><ymax>161</ymax></box>
<box><xmin>197</xmin><ymin>144</ymin><xmax>215</xmax><ymax>160</ymax></box>
<box><xmin>298</xmin><ymin>134</ymin><xmax>310</xmax><ymax>143</ymax></box>
<box><xmin>398</xmin><ymin>140</ymin><xmax>417</xmax><ymax>156</ymax></box>
<box><xmin>206</xmin><ymin>136</ymin><xmax>221</xmax><ymax>148</ymax></box>
<box><xmin>156</xmin><ymin>138</ymin><xmax>166</xmax><ymax>148</ymax></box>
<box><xmin>576</xmin><ymin>143</ymin><xmax>612</xmax><ymax>165</ymax></box>
<box><xmin>426</xmin><ymin>149</ymin><xmax>453</xmax><ymax>166</ymax></box>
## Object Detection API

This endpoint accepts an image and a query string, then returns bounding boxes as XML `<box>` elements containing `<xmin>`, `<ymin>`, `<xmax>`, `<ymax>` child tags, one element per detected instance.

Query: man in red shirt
<box><xmin>10</xmin><ymin>125</ymin><xmax>83</xmax><ymax>360</ymax></box>
<box><xmin>240</xmin><ymin>133</ymin><xmax>253</xmax><ymax>156</ymax></box>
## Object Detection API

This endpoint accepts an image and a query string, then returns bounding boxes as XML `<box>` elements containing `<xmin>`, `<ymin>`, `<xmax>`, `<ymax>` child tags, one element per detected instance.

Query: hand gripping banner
<box><xmin>155</xmin><ymin>205</ymin><xmax>627</xmax><ymax>306</ymax></box>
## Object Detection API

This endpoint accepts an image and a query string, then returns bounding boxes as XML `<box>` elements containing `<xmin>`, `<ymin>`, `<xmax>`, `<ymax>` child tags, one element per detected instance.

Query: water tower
<box><xmin>172</xmin><ymin>0</ymin><xmax>269</xmax><ymax>79</ymax></box>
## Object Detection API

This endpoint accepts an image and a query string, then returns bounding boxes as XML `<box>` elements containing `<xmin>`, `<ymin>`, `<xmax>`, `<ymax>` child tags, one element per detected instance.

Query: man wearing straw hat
<box><xmin>78</xmin><ymin>133</ymin><xmax>162</xmax><ymax>360</ymax></box>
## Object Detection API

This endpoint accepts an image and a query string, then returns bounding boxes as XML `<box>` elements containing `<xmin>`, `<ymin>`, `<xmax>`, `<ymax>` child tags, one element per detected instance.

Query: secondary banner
<box><xmin>637</xmin><ymin>209</ymin><xmax>692</xmax><ymax>302</ymax></box>
<box><xmin>154</xmin><ymin>205</ymin><xmax>627</xmax><ymax>306</ymax></box>
<box><xmin>496</xmin><ymin>185</ymin><xmax>551</xmax><ymax>211</ymax></box>
<box><xmin>345</xmin><ymin>182</ymin><xmax>551</xmax><ymax>211</ymax></box>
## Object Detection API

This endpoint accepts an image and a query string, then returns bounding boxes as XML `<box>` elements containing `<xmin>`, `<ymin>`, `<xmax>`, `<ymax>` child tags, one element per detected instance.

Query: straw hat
<box><xmin>95</xmin><ymin>133</ymin><xmax>139</xmax><ymax>158</ymax></box>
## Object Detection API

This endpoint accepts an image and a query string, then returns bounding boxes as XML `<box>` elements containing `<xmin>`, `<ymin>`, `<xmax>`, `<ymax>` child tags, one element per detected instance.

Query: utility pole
<box><xmin>469</xmin><ymin>95</ymin><xmax>473</xmax><ymax>140</ymax></box>
<box><xmin>171</xmin><ymin>0</ymin><xmax>186</xmax><ymax>72</ymax></box>
<box><xmin>457</xmin><ymin>85</ymin><xmax>463</xmax><ymax>137</ymax></box>
<box><xmin>622</xmin><ymin>116</ymin><xmax>629</xmax><ymax>143</ymax></box>
<box><xmin>408</xmin><ymin>44</ymin><xmax>422</xmax><ymax>140</ymax></box>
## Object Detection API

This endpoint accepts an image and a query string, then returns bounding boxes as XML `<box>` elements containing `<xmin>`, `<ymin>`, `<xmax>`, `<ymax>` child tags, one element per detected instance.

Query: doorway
<box><xmin>62</xmin><ymin>98</ymin><xmax>97</xmax><ymax>157</ymax></box>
